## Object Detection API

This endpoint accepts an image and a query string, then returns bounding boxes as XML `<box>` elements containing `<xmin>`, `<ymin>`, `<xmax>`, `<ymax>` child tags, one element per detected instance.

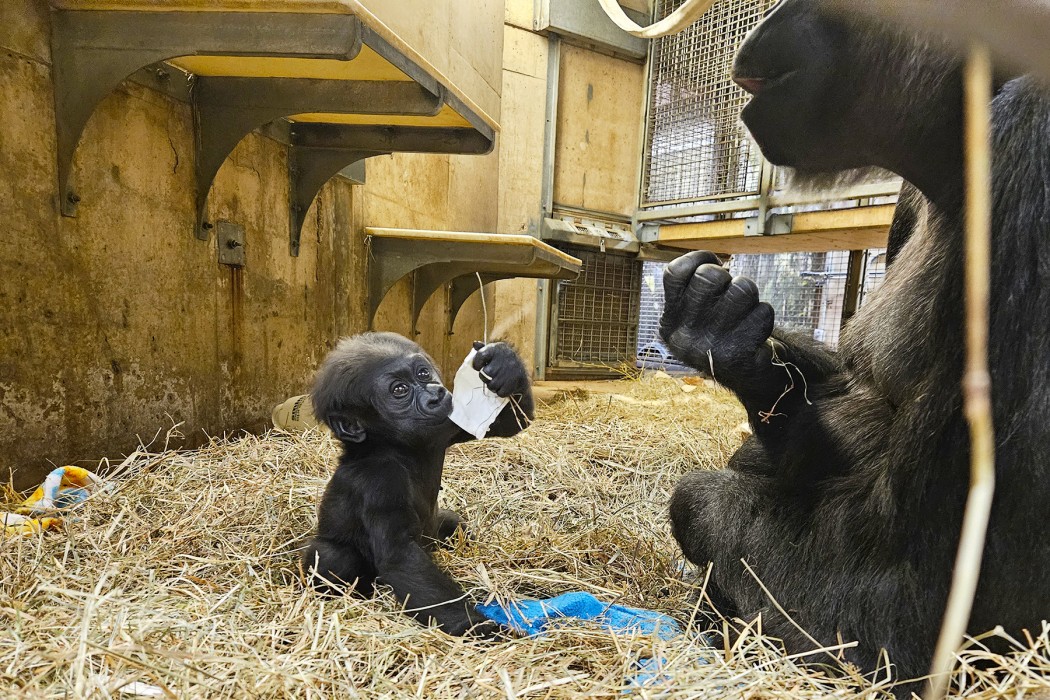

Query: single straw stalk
<box><xmin>925</xmin><ymin>44</ymin><xmax>997</xmax><ymax>700</ymax></box>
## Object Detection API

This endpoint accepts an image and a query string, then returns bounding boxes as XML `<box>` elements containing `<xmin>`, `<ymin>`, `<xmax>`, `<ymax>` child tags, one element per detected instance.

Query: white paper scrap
<box><xmin>449</xmin><ymin>347</ymin><xmax>510</xmax><ymax>439</ymax></box>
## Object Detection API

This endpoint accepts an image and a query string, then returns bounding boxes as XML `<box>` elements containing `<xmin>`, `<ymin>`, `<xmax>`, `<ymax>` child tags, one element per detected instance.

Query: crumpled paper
<box><xmin>449</xmin><ymin>346</ymin><xmax>509</xmax><ymax>439</ymax></box>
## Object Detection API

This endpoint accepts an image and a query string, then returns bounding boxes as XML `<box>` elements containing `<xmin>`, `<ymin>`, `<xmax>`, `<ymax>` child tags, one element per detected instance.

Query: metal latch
<box><xmin>217</xmin><ymin>221</ymin><xmax>246</xmax><ymax>267</ymax></box>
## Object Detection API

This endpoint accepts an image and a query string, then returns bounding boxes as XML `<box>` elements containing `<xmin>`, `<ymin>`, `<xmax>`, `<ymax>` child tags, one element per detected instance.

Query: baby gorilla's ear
<box><xmin>330</xmin><ymin>415</ymin><xmax>366</xmax><ymax>443</ymax></box>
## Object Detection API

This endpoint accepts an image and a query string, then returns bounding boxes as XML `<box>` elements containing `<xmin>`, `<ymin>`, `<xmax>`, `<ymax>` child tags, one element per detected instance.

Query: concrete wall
<box><xmin>0</xmin><ymin>0</ymin><xmax>499</xmax><ymax>488</ymax></box>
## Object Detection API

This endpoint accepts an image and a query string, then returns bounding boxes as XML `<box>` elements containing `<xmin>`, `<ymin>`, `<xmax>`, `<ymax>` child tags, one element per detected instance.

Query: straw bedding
<box><xmin>1</xmin><ymin>377</ymin><xmax>1047</xmax><ymax>698</ymax></box>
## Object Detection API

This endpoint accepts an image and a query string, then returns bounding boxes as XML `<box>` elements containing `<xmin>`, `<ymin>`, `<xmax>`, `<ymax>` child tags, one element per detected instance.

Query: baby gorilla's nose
<box><xmin>424</xmin><ymin>383</ymin><xmax>448</xmax><ymax>408</ymax></box>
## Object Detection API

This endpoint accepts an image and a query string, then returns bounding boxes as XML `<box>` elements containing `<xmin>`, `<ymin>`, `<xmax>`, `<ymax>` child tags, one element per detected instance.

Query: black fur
<box><xmin>302</xmin><ymin>333</ymin><xmax>534</xmax><ymax>636</ymax></box>
<box><xmin>662</xmin><ymin>0</ymin><xmax>1050</xmax><ymax>691</ymax></box>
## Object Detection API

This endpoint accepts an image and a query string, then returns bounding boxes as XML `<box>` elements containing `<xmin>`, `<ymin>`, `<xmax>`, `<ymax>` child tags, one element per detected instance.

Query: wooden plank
<box><xmin>291</xmin><ymin>106</ymin><xmax>472</xmax><ymax>128</ymax></box>
<box><xmin>657</xmin><ymin>204</ymin><xmax>894</xmax><ymax>254</ymax></box>
<box><xmin>365</xmin><ymin>227</ymin><xmax>584</xmax><ymax>266</ymax></box>
<box><xmin>172</xmin><ymin>46</ymin><xmax>410</xmax><ymax>81</ymax></box>
<box><xmin>553</xmin><ymin>43</ymin><xmax>644</xmax><ymax>216</ymax></box>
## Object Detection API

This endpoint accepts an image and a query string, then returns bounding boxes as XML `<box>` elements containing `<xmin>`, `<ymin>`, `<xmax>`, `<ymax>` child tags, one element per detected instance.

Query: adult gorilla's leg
<box><xmin>670</xmin><ymin>443</ymin><xmax>778</xmax><ymax>619</ymax></box>
<box><xmin>302</xmin><ymin>538</ymin><xmax>375</xmax><ymax>596</ymax></box>
<box><xmin>671</xmin><ymin>471</ymin><xmax>744</xmax><ymax>618</ymax></box>
<box><xmin>432</xmin><ymin>509</ymin><xmax>468</xmax><ymax>547</ymax></box>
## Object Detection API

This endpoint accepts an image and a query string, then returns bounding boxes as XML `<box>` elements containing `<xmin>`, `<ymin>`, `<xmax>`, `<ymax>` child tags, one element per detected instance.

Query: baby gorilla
<box><xmin>302</xmin><ymin>332</ymin><xmax>534</xmax><ymax>636</ymax></box>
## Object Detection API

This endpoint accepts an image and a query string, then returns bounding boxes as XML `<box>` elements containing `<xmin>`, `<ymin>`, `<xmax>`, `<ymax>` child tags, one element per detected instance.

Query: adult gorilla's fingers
<box><xmin>663</xmin><ymin>252</ymin><xmax>722</xmax><ymax>317</ymax></box>
<box><xmin>708</xmin><ymin>275</ymin><xmax>761</xmax><ymax>328</ymax></box>
<box><xmin>487</xmin><ymin>375</ymin><xmax>512</xmax><ymax>397</ymax></box>
<box><xmin>680</xmin><ymin>264</ymin><xmax>733</xmax><ymax>321</ymax></box>
<box><xmin>733</xmin><ymin>301</ymin><xmax>775</xmax><ymax>350</ymax></box>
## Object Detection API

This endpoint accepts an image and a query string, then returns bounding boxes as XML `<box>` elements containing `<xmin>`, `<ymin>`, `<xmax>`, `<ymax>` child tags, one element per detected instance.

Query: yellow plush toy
<box><xmin>2</xmin><ymin>466</ymin><xmax>100</xmax><ymax>538</ymax></box>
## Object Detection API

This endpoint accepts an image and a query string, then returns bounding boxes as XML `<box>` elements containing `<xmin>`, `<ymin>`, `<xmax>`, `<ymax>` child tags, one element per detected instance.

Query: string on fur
<box><xmin>757</xmin><ymin>338</ymin><xmax>813</xmax><ymax>424</ymax></box>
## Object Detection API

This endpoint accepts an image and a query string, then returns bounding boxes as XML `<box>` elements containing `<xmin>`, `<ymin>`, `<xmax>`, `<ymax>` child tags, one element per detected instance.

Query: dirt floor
<box><xmin>0</xmin><ymin>376</ymin><xmax>1046</xmax><ymax>698</ymax></box>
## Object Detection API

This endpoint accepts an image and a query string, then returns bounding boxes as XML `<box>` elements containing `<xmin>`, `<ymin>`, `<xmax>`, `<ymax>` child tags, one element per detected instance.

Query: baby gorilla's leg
<box><xmin>302</xmin><ymin>538</ymin><xmax>375</xmax><ymax>596</ymax></box>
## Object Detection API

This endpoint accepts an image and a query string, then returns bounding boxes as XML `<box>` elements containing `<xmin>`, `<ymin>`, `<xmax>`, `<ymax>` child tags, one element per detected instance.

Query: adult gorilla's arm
<box><xmin>660</xmin><ymin>251</ymin><xmax>841</xmax><ymax>436</ymax></box>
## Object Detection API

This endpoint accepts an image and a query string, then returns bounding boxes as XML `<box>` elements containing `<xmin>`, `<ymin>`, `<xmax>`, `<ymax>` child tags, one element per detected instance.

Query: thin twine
<box><xmin>477</xmin><ymin>272</ymin><xmax>489</xmax><ymax>344</ymax></box>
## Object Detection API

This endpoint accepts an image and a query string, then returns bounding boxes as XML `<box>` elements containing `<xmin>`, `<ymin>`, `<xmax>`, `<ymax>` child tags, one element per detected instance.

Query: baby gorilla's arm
<box><xmin>471</xmin><ymin>341</ymin><xmax>535</xmax><ymax>438</ymax></box>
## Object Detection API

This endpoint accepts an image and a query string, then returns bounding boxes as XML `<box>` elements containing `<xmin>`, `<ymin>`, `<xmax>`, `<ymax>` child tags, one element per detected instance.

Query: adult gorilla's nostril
<box><xmin>733</xmin><ymin>76</ymin><xmax>768</xmax><ymax>95</ymax></box>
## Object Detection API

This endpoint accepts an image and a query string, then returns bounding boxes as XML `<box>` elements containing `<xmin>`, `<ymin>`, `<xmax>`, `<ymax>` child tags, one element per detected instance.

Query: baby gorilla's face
<box><xmin>370</xmin><ymin>352</ymin><xmax>453</xmax><ymax>437</ymax></box>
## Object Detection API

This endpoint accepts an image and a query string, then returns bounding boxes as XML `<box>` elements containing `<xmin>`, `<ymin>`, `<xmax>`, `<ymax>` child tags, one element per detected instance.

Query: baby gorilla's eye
<box><xmin>391</xmin><ymin>382</ymin><xmax>410</xmax><ymax>398</ymax></box>
<box><xmin>416</xmin><ymin>367</ymin><xmax>432</xmax><ymax>381</ymax></box>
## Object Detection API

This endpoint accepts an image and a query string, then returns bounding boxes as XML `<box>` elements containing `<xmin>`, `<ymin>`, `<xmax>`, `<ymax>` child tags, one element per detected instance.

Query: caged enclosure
<box><xmin>1</xmin><ymin>0</ymin><xmax>1049</xmax><ymax>697</ymax></box>
<box><xmin>1</xmin><ymin>380</ymin><xmax>1048</xmax><ymax>698</ymax></box>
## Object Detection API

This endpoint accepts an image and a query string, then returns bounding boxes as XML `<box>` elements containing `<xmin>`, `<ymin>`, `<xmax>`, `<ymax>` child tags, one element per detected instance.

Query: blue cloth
<box><xmin>477</xmin><ymin>592</ymin><xmax>682</xmax><ymax>641</ymax></box>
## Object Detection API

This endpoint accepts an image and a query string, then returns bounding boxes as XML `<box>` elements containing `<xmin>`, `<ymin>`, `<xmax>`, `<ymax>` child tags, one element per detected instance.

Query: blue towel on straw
<box><xmin>477</xmin><ymin>591</ymin><xmax>682</xmax><ymax>641</ymax></box>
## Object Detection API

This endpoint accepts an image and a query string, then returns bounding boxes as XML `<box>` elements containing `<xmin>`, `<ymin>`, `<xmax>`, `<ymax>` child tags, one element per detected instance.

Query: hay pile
<box><xmin>1</xmin><ymin>377</ymin><xmax>1047</xmax><ymax>698</ymax></box>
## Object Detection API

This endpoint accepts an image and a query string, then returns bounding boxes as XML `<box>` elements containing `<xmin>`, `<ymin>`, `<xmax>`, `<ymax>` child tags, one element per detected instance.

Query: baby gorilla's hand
<box><xmin>472</xmin><ymin>341</ymin><xmax>529</xmax><ymax>398</ymax></box>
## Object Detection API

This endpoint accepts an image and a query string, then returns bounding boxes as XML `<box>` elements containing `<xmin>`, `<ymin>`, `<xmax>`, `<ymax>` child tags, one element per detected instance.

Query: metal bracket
<box><xmin>287</xmin><ymin>148</ymin><xmax>380</xmax><ymax>257</ymax></box>
<box><xmin>286</xmin><ymin>125</ymin><xmax>493</xmax><ymax>256</ymax></box>
<box><xmin>49</xmin><ymin>9</ymin><xmax>362</xmax><ymax>217</ymax></box>
<box><xmin>744</xmin><ymin>213</ymin><xmax>794</xmax><ymax>236</ymax></box>
<box><xmin>447</xmin><ymin>273</ymin><xmax>501</xmax><ymax>335</ymax></box>
<box><xmin>193</xmin><ymin>77</ymin><xmax>445</xmax><ymax>240</ymax></box>
<box><xmin>216</xmin><ymin>221</ymin><xmax>246</xmax><ymax>267</ymax></box>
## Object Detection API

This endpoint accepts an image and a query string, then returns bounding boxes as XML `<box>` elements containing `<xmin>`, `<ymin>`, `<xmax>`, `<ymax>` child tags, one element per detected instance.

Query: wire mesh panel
<box><xmin>636</xmin><ymin>261</ymin><xmax>691</xmax><ymax>370</ymax></box>
<box><xmin>551</xmin><ymin>249</ymin><xmax>641</xmax><ymax>370</ymax></box>
<box><xmin>637</xmin><ymin>249</ymin><xmax>889</xmax><ymax>356</ymax></box>
<box><xmin>642</xmin><ymin>0</ymin><xmax>778</xmax><ymax>205</ymax></box>
<box><xmin>861</xmin><ymin>249</ymin><xmax>888</xmax><ymax>304</ymax></box>
<box><xmin>730</xmin><ymin>251</ymin><xmax>851</xmax><ymax>347</ymax></box>
<box><xmin>729</xmin><ymin>249</ymin><xmax>891</xmax><ymax>348</ymax></box>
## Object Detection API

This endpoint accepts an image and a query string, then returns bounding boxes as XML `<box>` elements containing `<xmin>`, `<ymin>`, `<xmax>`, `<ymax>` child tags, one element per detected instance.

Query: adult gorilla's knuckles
<box><xmin>302</xmin><ymin>332</ymin><xmax>535</xmax><ymax>636</ymax></box>
<box><xmin>733</xmin><ymin>303</ymin><xmax>774</xmax><ymax>346</ymax></box>
<box><xmin>687</xmin><ymin>265</ymin><xmax>733</xmax><ymax>305</ymax></box>
<box><xmin>712</xmin><ymin>278</ymin><xmax>762</xmax><ymax>324</ymax></box>
<box><xmin>663</xmin><ymin>252</ymin><xmax>722</xmax><ymax>312</ymax></box>
<box><xmin>665</xmin><ymin>250</ymin><xmax>720</xmax><ymax>281</ymax></box>
<box><xmin>664</xmin><ymin>0</ymin><xmax>1049</xmax><ymax>691</ymax></box>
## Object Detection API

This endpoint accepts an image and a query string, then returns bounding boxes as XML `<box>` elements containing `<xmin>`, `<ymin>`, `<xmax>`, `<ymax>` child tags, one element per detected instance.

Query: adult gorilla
<box><xmin>662</xmin><ymin>0</ymin><xmax>1050</xmax><ymax>687</ymax></box>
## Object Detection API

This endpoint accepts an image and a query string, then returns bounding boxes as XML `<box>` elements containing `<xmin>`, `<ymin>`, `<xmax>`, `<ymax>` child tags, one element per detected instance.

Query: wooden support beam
<box><xmin>657</xmin><ymin>204</ymin><xmax>895</xmax><ymax>254</ymax></box>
